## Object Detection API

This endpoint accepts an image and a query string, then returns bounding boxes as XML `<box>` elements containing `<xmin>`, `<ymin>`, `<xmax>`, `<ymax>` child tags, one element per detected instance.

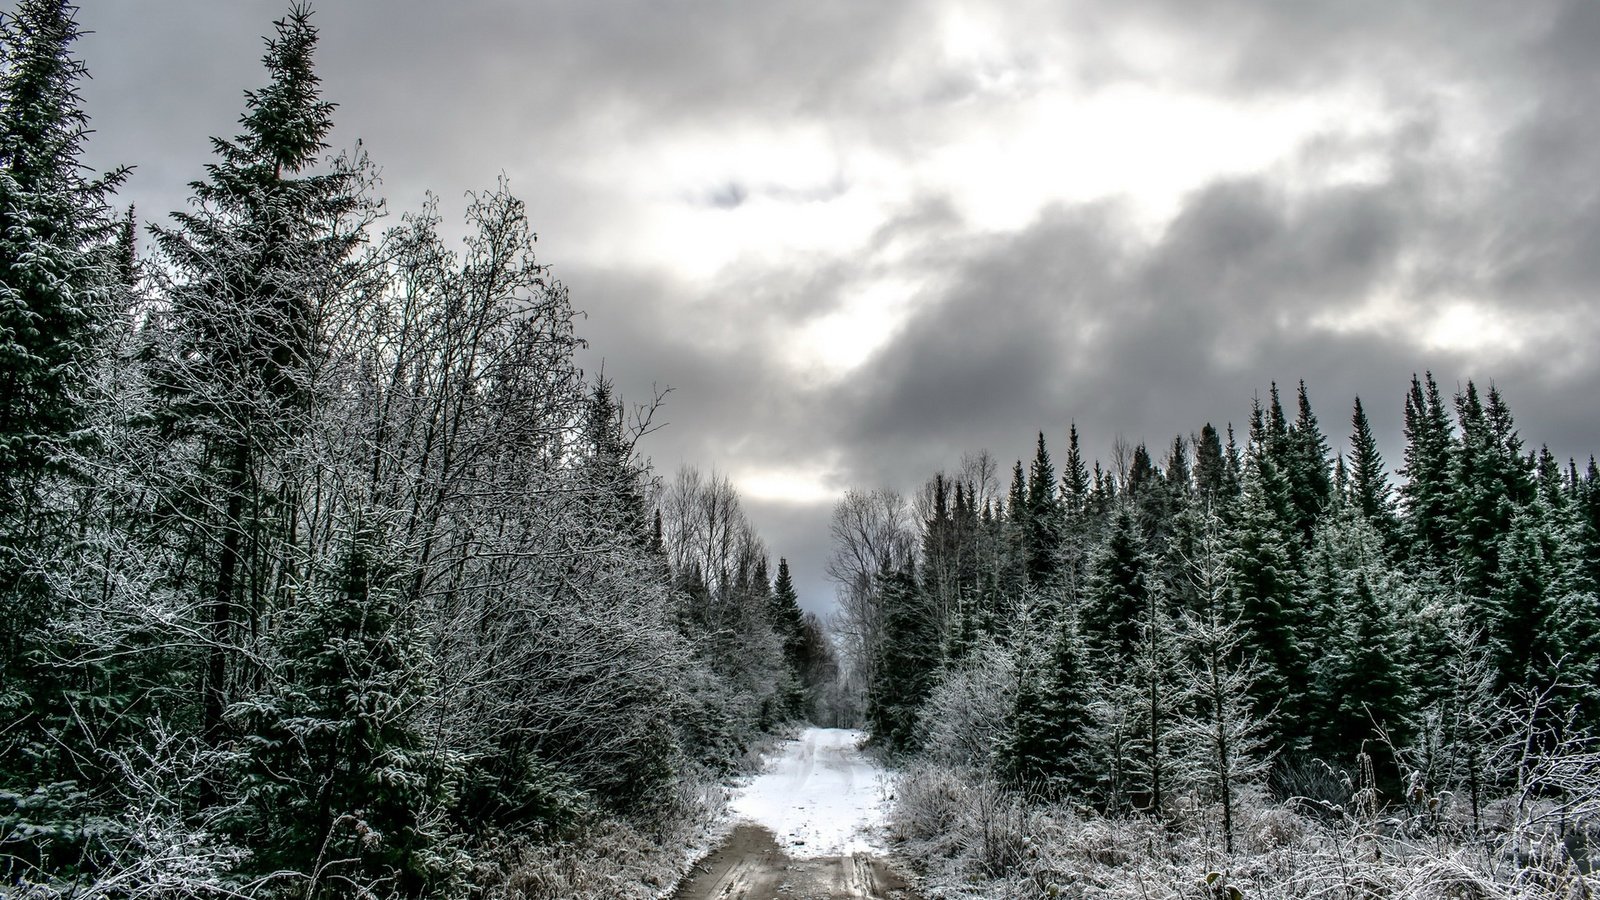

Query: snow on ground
<box><xmin>727</xmin><ymin>727</ymin><xmax>893</xmax><ymax>858</ymax></box>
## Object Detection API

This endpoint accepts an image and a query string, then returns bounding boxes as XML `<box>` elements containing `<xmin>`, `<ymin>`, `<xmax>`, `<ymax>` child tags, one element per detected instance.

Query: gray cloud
<box><xmin>62</xmin><ymin>0</ymin><xmax>1600</xmax><ymax>614</ymax></box>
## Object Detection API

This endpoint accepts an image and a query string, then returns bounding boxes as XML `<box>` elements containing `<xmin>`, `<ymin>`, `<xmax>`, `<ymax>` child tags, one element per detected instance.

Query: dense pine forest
<box><xmin>840</xmin><ymin>379</ymin><xmax>1600</xmax><ymax>896</ymax></box>
<box><xmin>0</xmin><ymin>3</ymin><xmax>837</xmax><ymax>897</ymax></box>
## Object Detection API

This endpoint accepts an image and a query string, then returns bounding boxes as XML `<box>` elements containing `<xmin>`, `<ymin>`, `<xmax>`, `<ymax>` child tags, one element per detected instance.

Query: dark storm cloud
<box><xmin>59</xmin><ymin>0</ymin><xmax>1600</xmax><ymax>613</ymax></box>
<box><xmin>840</xmin><ymin>117</ymin><xmax>1600</xmax><ymax>498</ymax></box>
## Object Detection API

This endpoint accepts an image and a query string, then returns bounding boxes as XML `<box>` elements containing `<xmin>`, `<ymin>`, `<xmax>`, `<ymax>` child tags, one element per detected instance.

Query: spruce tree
<box><xmin>1025</xmin><ymin>431</ymin><xmax>1062</xmax><ymax>588</ymax></box>
<box><xmin>869</xmin><ymin>563</ymin><xmax>938</xmax><ymax>751</ymax></box>
<box><xmin>1082</xmin><ymin>505</ymin><xmax>1149</xmax><ymax>666</ymax></box>
<box><xmin>233</xmin><ymin>518</ymin><xmax>455</xmax><ymax>897</ymax></box>
<box><xmin>151</xmin><ymin>4</ymin><xmax>368</xmax><ymax>744</ymax></box>
<box><xmin>1282</xmin><ymin>381</ymin><xmax>1333</xmax><ymax>540</ymax></box>
<box><xmin>1059</xmin><ymin>423</ymin><xmax>1094</xmax><ymax>600</ymax></box>
<box><xmin>771</xmin><ymin>558</ymin><xmax>809</xmax><ymax>715</ymax></box>
<box><xmin>1061</xmin><ymin>422</ymin><xmax>1090</xmax><ymax>517</ymax></box>
<box><xmin>1320</xmin><ymin>572</ymin><xmax>1412</xmax><ymax>763</ymax></box>
<box><xmin>1195</xmin><ymin>423</ymin><xmax>1227</xmax><ymax>504</ymax></box>
<box><xmin>580</xmin><ymin>379</ymin><xmax>650</xmax><ymax>547</ymax></box>
<box><xmin>1400</xmin><ymin>372</ymin><xmax>1456</xmax><ymax>565</ymax></box>
<box><xmin>1175</xmin><ymin>511</ymin><xmax>1271</xmax><ymax>855</ymax></box>
<box><xmin>1228</xmin><ymin>454</ymin><xmax>1308</xmax><ymax>751</ymax></box>
<box><xmin>0</xmin><ymin>2</ymin><xmax>126</xmax><ymax>869</ymax></box>
<box><xmin>1000</xmin><ymin>613</ymin><xmax>1096</xmax><ymax>799</ymax></box>
<box><xmin>1126</xmin><ymin>570</ymin><xmax>1180</xmax><ymax>816</ymax></box>
<box><xmin>1348</xmin><ymin>396</ymin><xmax>1399</xmax><ymax>539</ymax></box>
<box><xmin>1491</xmin><ymin>496</ymin><xmax>1596</xmax><ymax>712</ymax></box>
<box><xmin>1452</xmin><ymin>382</ymin><xmax>1530</xmax><ymax>610</ymax></box>
<box><xmin>0</xmin><ymin>0</ymin><xmax>124</xmax><ymax>492</ymax></box>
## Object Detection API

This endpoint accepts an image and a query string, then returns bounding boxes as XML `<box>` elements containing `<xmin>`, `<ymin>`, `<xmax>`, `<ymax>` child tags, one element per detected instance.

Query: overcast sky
<box><xmin>75</xmin><ymin>1</ymin><xmax>1600</xmax><ymax>614</ymax></box>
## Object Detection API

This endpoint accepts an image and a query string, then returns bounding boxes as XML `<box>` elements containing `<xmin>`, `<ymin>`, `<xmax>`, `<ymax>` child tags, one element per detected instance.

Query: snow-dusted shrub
<box><xmin>916</xmin><ymin>638</ymin><xmax>1017</xmax><ymax>769</ymax></box>
<box><xmin>9</xmin><ymin>723</ymin><xmax>254</xmax><ymax>900</ymax></box>
<box><xmin>486</xmin><ymin>765</ymin><xmax>728</xmax><ymax>900</ymax></box>
<box><xmin>890</xmin><ymin>763</ymin><xmax>973</xmax><ymax>859</ymax></box>
<box><xmin>888</xmin><ymin>758</ymin><xmax>1600</xmax><ymax>900</ymax></box>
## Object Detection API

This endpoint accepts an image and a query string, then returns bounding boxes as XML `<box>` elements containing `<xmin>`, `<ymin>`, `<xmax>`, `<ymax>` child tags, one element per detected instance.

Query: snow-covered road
<box><xmin>728</xmin><ymin>727</ymin><xmax>892</xmax><ymax>858</ymax></box>
<box><xmin>672</xmin><ymin>728</ymin><xmax>916</xmax><ymax>899</ymax></box>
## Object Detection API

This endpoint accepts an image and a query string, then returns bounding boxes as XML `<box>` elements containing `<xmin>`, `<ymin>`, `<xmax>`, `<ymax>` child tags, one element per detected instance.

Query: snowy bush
<box><xmin>889</xmin><ymin>757</ymin><xmax>1600</xmax><ymax>900</ymax></box>
<box><xmin>916</xmin><ymin>639</ymin><xmax>1017</xmax><ymax>770</ymax></box>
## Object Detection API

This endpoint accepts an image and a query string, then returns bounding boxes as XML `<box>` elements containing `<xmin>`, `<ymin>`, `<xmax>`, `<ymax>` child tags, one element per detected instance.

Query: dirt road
<box><xmin>673</xmin><ymin>728</ymin><xmax>920</xmax><ymax>900</ymax></box>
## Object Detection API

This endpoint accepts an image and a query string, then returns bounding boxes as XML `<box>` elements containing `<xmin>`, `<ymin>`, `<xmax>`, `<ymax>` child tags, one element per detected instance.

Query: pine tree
<box><xmin>0</xmin><ymin>0</ymin><xmax>125</xmax><ymax>492</ymax></box>
<box><xmin>1175</xmin><ymin>511</ymin><xmax>1271</xmax><ymax>855</ymax></box>
<box><xmin>150</xmin><ymin>4</ymin><xmax>369</xmax><ymax>745</ymax></box>
<box><xmin>1400</xmin><ymin>372</ymin><xmax>1456</xmax><ymax>565</ymax></box>
<box><xmin>232</xmin><ymin>517</ymin><xmax>456</xmax><ymax>897</ymax></box>
<box><xmin>1281</xmin><ymin>380</ymin><xmax>1333</xmax><ymax>540</ymax></box>
<box><xmin>1000</xmin><ymin>613</ymin><xmax>1096</xmax><ymax>799</ymax></box>
<box><xmin>1082</xmin><ymin>505</ymin><xmax>1149</xmax><ymax>666</ymax></box>
<box><xmin>1228</xmin><ymin>454</ymin><xmax>1308</xmax><ymax>751</ymax></box>
<box><xmin>1348</xmin><ymin>396</ymin><xmax>1399</xmax><ymax>539</ymax></box>
<box><xmin>1025</xmin><ymin>431</ymin><xmax>1062</xmax><ymax>588</ymax></box>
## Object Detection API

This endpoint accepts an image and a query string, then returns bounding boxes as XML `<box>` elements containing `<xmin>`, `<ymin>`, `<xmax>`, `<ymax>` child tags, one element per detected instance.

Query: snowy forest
<box><xmin>5</xmin><ymin>1</ymin><xmax>1600</xmax><ymax>899</ymax></box>
<box><xmin>0</xmin><ymin>3</ymin><xmax>839</xmax><ymax>897</ymax></box>
<box><xmin>843</xmin><ymin>379</ymin><xmax>1600</xmax><ymax>896</ymax></box>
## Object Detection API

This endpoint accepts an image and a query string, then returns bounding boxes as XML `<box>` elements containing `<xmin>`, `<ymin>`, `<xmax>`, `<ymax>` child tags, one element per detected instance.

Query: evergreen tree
<box><xmin>1410</xmin><ymin>608</ymin><xmax>1502</xmax><ymax>833</ymax></box>
<box><xmin>1000</xmin><ymin>460</ymin><xmax>1029</xmax><ymax>610</ymax></box>
<box><xmin>1348</xmin><ymin>396</ymin><xmax>1399</xmax><ymax>539</ymax></box>
<box><xmin>1025</xmin><ymin>431</ymin><xmax>1062</xmax><ymax>588</ymax></box>
<box><xmin>580</xmin><ymin>378</ymin><xmax>650</xmax><ymax>547</ymax></box>
<box><xmin>1061</xmin><ymin>422</ymin><xmax>1090</xmax><ymax>517</ymax></box>
<box><xmin>232</xmin><ymin>518</ymin><xmax>456</xmax><ymax>897</ymax></box>
<box><xmin>1452</xmin><ymin>382</ymin><xmax>1530</xmax><ymax>610</ymax></box>
<box><xmin>1000</xmin><ymin>613</ymin><xmax>1096</xmax><ymax>799</ymax></box>
<box><xmin>1318</xmin><ymin>572</ymin><xmax>1412</xmax><ymax>763</ymax></box>
<box><xmin>1126</xmin><ymin>567</ymin><xmax>1180</xmax><ymax>816</ymax></box>
<box><xmin>1126</xmin><ymin>442</ymin><xmax>1160</xmax><ymax>499</ymax></box>
<box><xmin>1195</xmin><ymin>423</ymin><xmax>1227</xmax><ymax>504</ymax></box>
<box><xmin>1058</xmin><ymin>423</ymin><xmax>1095</xmax><ymax>601</ymax></box>
<box><xmin>1223</xmin><ymin>424</ymin><xmax>1244</xmax><ymax>500</ymax></box>
<box><xmin>1400</xmin><ymin>372</ymin><xmax>1456</xmax><ymax>565</ymax></box>
<box><xmin>0</xmin><ymin>2</ymin><xmax>126</xmax><ymax>873</ymax></box>
<box><xmin>869</xmin><ymin>563</ymin><xmax>938</xmax><ymax>752</ymax></box>
<box><xmin>0</xmin><ymin>0</ymin><xmax>125</xmax><ymax>491</ymax></box>
<box><xmin>1228</xmin><ymin>454</ymin><xmax>1308</xmax><ymax>751</ymax></box>
<box><xmin>1175</xmin><ymin>512</ymin><xmax>1271</xmax><ymax>855</ymax></box>
<box><xmin>1491</xmin><ymin>496</ymin><xmax>1598</xmax><ymax>714</ymax></box>
<box><xmin>921</xmin><ymin>472</ymin><xmax>962</xmax><ymax>648</ymax></box>
<box><xmin>150</xmin><ymin>4</ymin><xmax>369</xmax><ymax>745</ymax></box>
<box><xmin>1082</xmin><ymin>505</ymin><xmax>1149</xmax><ymax>666</ymax></box>
<box><xmin>771</xmin><ymin>557</ymin><xmax>809</xmax><ymax>715</ymax></box>
<box><xmin>1281</xmin><ymin>381</ymin><xmax>1333</xmax><ymax>540</ymax></box>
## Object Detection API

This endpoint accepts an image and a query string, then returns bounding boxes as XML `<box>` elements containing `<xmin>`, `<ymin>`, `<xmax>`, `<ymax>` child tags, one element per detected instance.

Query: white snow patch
<box><xmin>727</xmin><ymin>727</ymin><xmax>893</xmax><ymax>858</ymax></box>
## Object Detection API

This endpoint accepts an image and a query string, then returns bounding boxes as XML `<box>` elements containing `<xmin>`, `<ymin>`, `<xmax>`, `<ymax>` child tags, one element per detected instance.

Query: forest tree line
<box><xmin>0</xmin><ymin>3</ymin><xmax>834</xmax><ymax>897</ymax></box>
<box><xmin>838</xmin><ymin>375</ymin><xmax>1600</xmax><ymax>861</ymax></box>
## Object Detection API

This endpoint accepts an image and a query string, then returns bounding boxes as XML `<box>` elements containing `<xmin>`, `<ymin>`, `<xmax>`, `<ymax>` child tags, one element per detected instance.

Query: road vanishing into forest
<box><xmin>673</xmin><ymin>728</ymin><xmax>920</xmax><ymax>900</ymax></box>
